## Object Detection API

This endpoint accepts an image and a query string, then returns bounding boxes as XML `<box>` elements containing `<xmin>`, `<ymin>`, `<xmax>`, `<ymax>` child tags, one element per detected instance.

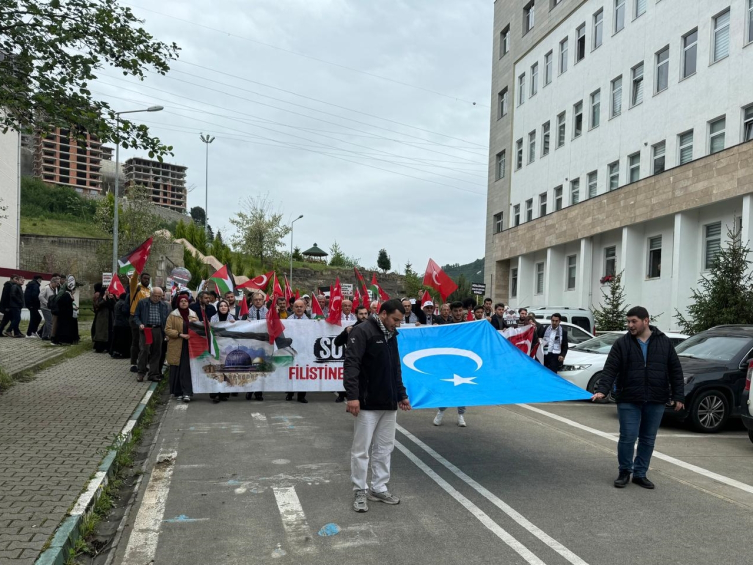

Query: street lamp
<box><xmin>112</xmin><ymin>105</ymin><xmax>163</xmax><ymax>274</ymax></box>
<box><xmin>289</xmin><ymin>215</ymin><xmax>304</xmax><ymax>290</ymax></box>
<box><xmin>199</xmin><ymin>134</ymin><xmax>215</xmax><ymax>238</ymax></box>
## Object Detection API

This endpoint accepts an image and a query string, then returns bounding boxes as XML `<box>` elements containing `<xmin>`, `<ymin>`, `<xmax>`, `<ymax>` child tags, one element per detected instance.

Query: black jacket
<box><xmin>190</xmin><ymin>302</ymin><xmax>217</xmax><ymax>322</ymax></box>
<box><xmin>334</xmin><ymin>318</ymin><xmax>363</xmax><ymax>348</ymax></box>
<box><xmin>596</xmin><ymin>327</ymin><xmax>684</xmax><ymax>404</ymax></box>
<box><xmin>343</xmin><ymin>317</ymin><xmax>407</xmax><ymax>410</ymax></box>
<box><xmin>0</xmin><ymin>281</ymin><xmax>12</xmax><ymax>310</ymax></box>
<box><xmin>24</xmin><ymin>280</ymin><xmax>41</xmax><ymax>309</ymax></box>
<box><xmin>537</xmin><ymin>324</ymin><xmax>569</xmax><ymax>358</ymax></box>
<box><xmin>8</xmin><ymin>282</ymin><xmax>24</xmax><ymax>309</ymax></box>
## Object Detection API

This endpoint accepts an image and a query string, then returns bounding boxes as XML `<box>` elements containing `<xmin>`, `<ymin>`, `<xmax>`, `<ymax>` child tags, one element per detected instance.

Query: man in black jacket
<box><xmin>344</xmin><ymin>299</ymin><xmax>411</xmax><ymax>513</ymax></box>
<box><xmin>537</xmin><ymin>313</ymin><xmax>568</xmax><ymax>373</ymax></box>
<box><xmin>25</xmin><ymin>275</ymin><xmax>43</xmax><ymax>337</ymax></box>
<box><xmin>333</xmin><ymin>305</ymin><xmax>369</xmax><ymax>403</ymax></box>
<box><xmin>1</xmin><ymin>276</ymin><xmax>25</xmax><ymax>337</ymax></box>
<box><xmin>0</xmin><ymin>276</ymin><xmax>17</xmax><ymax>336</ymax></box>
<box><xmin>592</xmin><ymin>306</ymin><xmax>684</xmax><ymax>490</ymax></box>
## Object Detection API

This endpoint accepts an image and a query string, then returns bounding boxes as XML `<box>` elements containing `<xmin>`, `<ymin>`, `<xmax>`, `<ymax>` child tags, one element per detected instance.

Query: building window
<box><xmin>604</xmin><ymin>246</ymin><xmax>617</xmax><ymax>277</ymax></box>
<box><xmin>652</xmin><ymin>141</ymin><xmax>666</xmax><ymax>174</ymax></box>
<box><xmin>500</xmin><ymin>26</ymin><xmax>510</xmax><ymax>58</ymax></box>
<box><xmin>535</xmin><ymin>262</ymin><xmax>545</xmax><ymax>295</ymax></box>
<box><xmin>744</xmin><ymin>105</ymin><xmax>753</xmax><ymax>142</ymax></box>
<box><xmin>516</xmin><ymin>139</ymin><xmax>524</xmax><ymax>169</ymax></box>
<box><xmin>496</xmin><ymin>151</ymin><xmax>506</xmax><ymax>180</ymax></box>
<box><xmin>576</xmin><ymin>24</ymin><xmax>586</xmax><ymax>62</ymax></box>
<box><xmin>551</xmin><ymin>0</ymin><xmax>563</xmax><ymax>8</ymax></box>
<box><xmin>566</xmin><ymin>255</ymin><xmax>577</xmax><ymax>290</ymax></box>
<box><xmin>615</xmin><ymin>0</ymin><xmax>626</xmax><ymax>33</ymax></box>
<box><xmin>709</xmin><ymin>117</ymin><xmax>726</xmax><ymax>154</ymax></box>
<box><xmin>573</xmin><ymin>101</ymin><xmax>583</xmax><ymax>138</ymax></box>
<box><xmin>588</xmin><ymin>171</ymin><xmax>598</xmax><ymax>198</ymax></box>
<box><xmin>628</xmin><ymin>152</ymin><xmax>641</xmax><ymax>183</ymax></box>
<box><xmin>511</xmin><ymin>268</ymin><xmax>518</xmax><ymax>298</ymax></box>
<box><xmin>590</xmin><ymin>90</ymin><xmax>601</xmax><ymax>129</ymax></box>
<box><xmin>544</xmin><ymin>51</ymin><xmax>553</xmax><ymax>85</ymax></box>
<box><xmin>494</xmin><ymin>212</ymin><xmax>504</xmax><ymax>234</ymax></box>
<box><xmin>542</xmin><ymin>121</ymin><xmax>551</xmax><ymax>156</ymax></box>
<box><xmin>524</xmin><ymin>1</ymin><xmax>535</xmax><ymax>34</ymax></box>
<box><xmin>713</xmin><ymin>10</ymin><xmax>731</xmax><ymax>62</ymax></box>
<box><xmin>557</xmin><ymin>112</ymin><xmax>566</xmax><ymax>147</ymax></box>
<box><xmin>647</xmin><ymin>236</ymin><xmax>662</xmax><ymax>278</ymax></box>
<box><xmin>608</xmin><ymin>161</ymin><xmax>620</xmax><ymax>190</ymax></box>
<box><xmin>748</xmin><ymin>0</ymin><xmax>753</xmax><ymax>44</ymax></box>
<box><xmin>514</xmin><ymin>204</ymin><xmax>521</xmax><ymax>226</ymax></box>
<box><xmin>611</xmin><ymin>77</ymin><xmax>622</xmax><ymax>117</ymax></box>
<box><xmin>635</xmin><ymin>0</ymin><xmax>646</xmax><ymax>18</ymax></box>
<box><xmin>497</xmin><ymin>88</ymin><xmax>508</xmax><ymax>118</ymax></box>
<box><xmin>539</xmin><ymin>192</ymin><xmax>548</xmax><ymax>216</ymax></box>
<box><xmin>570</xmin><ymin>179</ymin><xmax>580</xmax><ymax>205</ymax></box>
<box><xmin>528</xmin><ymin>130</ymin><xmax>537</xmax><ymax>163</ymax></box>
<box><xmin>559</xmin><ymin>37</ymin><xmax>569</xmax><ymax>74</ymax></box>
<box><xmin>682</xmin><ymin>29</ymin><xmax>698</xmax><ymax>78</ymax></box>
<box><xmin>705</xmin><ymin>222</ymin><xmax>722</xmax><ymax>269</ymax></box>
<box><xmin>531</xmin><ymin>63</ymin><xmax>539</xmax><ymax>96</ymax></box>
<box><xmin>526</xmin><ymin>199</ymin><xmax>533</xmax><ymax>221</ymax></box>
<box><xmin>679</xmin><ymin>130</ymin><xmax>694</xmax><ymax>164</ymax></box>
<box><xmin>518</xmin><ymin>74</ymin><xmax>526</xmax><ymax>105</ymax></box>
<box><xmin>593</xmin><ymin>9</ymin><xmax>604</xmax><ymax>49</ymax></box>
<box><xmin>554</xmin><ymin>185</ymin><xmax>563</xmax><ymax>210</ymax></box>
<box><xmin>631</xmin><ymin>63</ymin><xmax>644</xmax><ymax>106</ymax></box>
<box><xmin>656</xmin><ymin>47</ymin><xmax>669</xmax><ymax>93</ymax></box>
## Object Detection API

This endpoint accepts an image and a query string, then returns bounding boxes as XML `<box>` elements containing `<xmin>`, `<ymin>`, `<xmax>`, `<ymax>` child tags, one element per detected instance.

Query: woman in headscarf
<box><xmin>165</xmin><ymin>292</ymin><xmax>198</xmax><ymax>402</ymax></box>
<box><xmin>54</xmin><ymin>275</ymin><xmax>80</xmax><ymax>345</ymax></box>
<box><xmin>92</xmin><ymin>283</ymin><xmax>114</xmax><ymax>353</ymax></box>
<box><xmin>209</xmin><ymin>300</ymin><xmax>235</xmax><ymax>324</ymax></box>
<box><xmin>110</xmin><ymin>292</ymin><xmax>131</xmax><ymax>358</ymax></box>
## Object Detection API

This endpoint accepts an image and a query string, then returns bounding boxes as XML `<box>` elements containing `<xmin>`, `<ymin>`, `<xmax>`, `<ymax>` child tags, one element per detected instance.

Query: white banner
<box><xmin>190</xmin><ymin>319</ymin><xmax>353</xmax><ymax>393</ymax></box>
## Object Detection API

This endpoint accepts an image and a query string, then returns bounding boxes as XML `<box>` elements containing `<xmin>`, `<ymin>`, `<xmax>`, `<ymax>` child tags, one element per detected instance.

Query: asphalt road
<box><xmin>112</xmin><ymin>394</ymin><xmax>753</xmax><ymax>565</ymax></box>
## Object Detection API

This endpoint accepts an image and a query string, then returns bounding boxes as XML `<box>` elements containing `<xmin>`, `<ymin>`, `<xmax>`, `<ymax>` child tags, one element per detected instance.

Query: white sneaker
<box><xmin>433</xmin><ymin>411</ymin><xmax>444</xmax><ymax>426</ymax></box>
<box><xmin>457</xmin><ymin>415</ymin><xmax>466</xmax><ymax>427</ymax></box>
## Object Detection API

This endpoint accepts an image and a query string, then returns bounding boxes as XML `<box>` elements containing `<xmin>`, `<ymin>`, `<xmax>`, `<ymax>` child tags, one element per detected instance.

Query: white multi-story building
<box><xmin>485</xmin><ymin>0</ymin><xmax>753</xmax><ymax>330</ymax></box>
<box><xmin>0</xmin><ymin>125</ymin><xmax>20</xmax><ymax>270</ymax></box>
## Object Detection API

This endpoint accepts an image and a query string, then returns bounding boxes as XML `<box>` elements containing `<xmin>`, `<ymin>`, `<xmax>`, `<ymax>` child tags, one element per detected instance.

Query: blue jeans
<box><xmin>617</xmin><ymin>402</ymin><xmax>665</xmax><ymax>477</ymax></box>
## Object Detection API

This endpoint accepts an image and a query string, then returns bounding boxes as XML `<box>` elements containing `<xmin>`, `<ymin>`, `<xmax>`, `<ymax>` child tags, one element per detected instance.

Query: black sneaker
<box><xmin>614</xmin><ymin>471</ymin><xmax>631</xmax><ymax>488</ymax></box>
<box><xmin>285</xmin><ymin>393</ymin><xmax>294</xmax><ymax>401</ymax></box>
<box><xmin>632</xmin><ymin>476</ymin><xmax>655</xmax><ymax>489</ymax></box>
<box><xmin>130</xmin><ymin>365</ymin><xmax>138</xmax><ymax>373</ymax></box>
<box><xmin>245</xmin><ymin>392</ymin><xmax>253</xmax><ymax>401</ymax></box>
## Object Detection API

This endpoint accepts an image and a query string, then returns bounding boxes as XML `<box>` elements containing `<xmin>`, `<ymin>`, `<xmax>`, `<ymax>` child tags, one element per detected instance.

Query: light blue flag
<box><xmin>397</xmin><ymin>321</ymin><xmax>592</xmax><ymax>409</ymax></box>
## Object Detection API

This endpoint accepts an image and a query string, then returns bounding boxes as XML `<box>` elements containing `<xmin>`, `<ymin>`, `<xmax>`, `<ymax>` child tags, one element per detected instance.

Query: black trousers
<box><xmin>27</xmin><ymin>308</ymin><xmax>42</xmax><ymax>335</ymax></box>
<box><xmin>544</xmin><ymin>352</ymin><xmax>561</xmax><ymax>373</ymax></box>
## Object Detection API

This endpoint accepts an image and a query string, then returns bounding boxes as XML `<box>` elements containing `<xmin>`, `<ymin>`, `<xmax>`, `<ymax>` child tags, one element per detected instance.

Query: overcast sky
<box><xmin>96</xmin><ymin>0</ymin><xmax>492</xmax><ymax>273</ymax></box>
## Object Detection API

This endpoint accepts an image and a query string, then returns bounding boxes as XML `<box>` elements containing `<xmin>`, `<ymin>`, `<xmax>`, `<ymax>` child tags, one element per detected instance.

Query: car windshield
<box><xmin>675</xmin><ymin>334</ymin><xmax>752</xmax><ymax>363</ymax></box>
<box><xmin>574</xmin><ymin>332</ymin><xmax>623</xmax><ymax>354</ymax></box>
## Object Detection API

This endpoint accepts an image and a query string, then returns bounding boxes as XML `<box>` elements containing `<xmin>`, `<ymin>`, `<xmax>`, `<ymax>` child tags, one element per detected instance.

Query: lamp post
<box><xmin>289</xmin><ymin>215</ymin><xmax>303</xmax><ymax>290</ymax></box>
<box><xmin>112</xmin><ymin>106</ymin><xmax>163</xmax><ymax>274</ymax></box>
<box><xmin>199</xmin><ymin>134</ymin><xmax>215</xmax><ymax>238</ymax></box>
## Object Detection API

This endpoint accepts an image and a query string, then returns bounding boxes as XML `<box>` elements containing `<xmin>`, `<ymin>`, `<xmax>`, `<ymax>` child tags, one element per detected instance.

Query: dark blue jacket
<box><xmin>133</xmin><ymin>297</ymin><xmax>170</xmax><ymax>328</ymax></box>
<box><xmin>24</xmin><ymin>280</ymin><xmax>41</xmax><ymax>309</ymax></box>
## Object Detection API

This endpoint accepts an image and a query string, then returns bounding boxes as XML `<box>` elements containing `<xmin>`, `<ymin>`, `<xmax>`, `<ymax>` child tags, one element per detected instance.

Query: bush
<box><xmin>21</xmin><ymin>177</ymin><xmax>97</xmax><ymax>221</ymax></box>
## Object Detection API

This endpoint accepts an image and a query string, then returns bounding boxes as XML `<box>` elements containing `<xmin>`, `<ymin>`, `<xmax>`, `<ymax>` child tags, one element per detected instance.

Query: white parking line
<box><xmin>397</xmin><ymin>425</ymin><xmax>589</xmax><ymax>565</ymax></box>
<box><xmin>395</xmin><ymin>440</ymin><xmax>547</xmax><ymax>565</ymax></box>
<box><xmin>272</xmin><ymin>486</ymin><xmax>317</xmax><ymax>555</ymax></box>
<box><xmin>519</xmin><ymin>404</ymin><xmax>753</xmax><ymax>495</ymax></box>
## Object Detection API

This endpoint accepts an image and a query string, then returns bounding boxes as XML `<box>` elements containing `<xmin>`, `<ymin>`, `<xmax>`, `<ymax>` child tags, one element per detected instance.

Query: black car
<box><xmin>741</xmin><ymin>361</ymin><xmax>753</xmax><ymax>443</ymax></box>
<box><xmin>668</xmin><ymin>325</ymin><xmax>753</xmax><ymax>433</ymax></box>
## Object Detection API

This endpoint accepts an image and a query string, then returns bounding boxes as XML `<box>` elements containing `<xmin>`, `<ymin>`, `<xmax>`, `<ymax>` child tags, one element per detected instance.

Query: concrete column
<box><xmin>741</xmin><ymin>195</ymin><xmax>753</xmax><ymax>277</ymax></box>
<box><xmin>546</xmin><ymin>246</ymin><xmax>565</xmax><ymax>306</ymax></box>
<box><xmin>577</xmin><ymin>237</ymin><xmax>593</xmax><ymax>309</ymax></box>
<box><xmin>517</xmin><ymin>254</ymin><xmax>535</xmax><ymax>307</ymax></box>
<box><xmin>670</xmin><ymin>210</ymin><xmax>700</xmax><ymax>323</ymax></box>
<box><xmin>621</xmin><ymin>225</ymin><xmax>644</xmax><ymax>307</ymax></box>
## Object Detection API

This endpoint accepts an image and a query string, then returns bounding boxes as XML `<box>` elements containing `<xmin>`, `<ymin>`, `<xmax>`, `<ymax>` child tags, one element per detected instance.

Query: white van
<box><xmin>523</xmin><ymin>306</ymin><xmax>594</xmax><ymax>334</ymax></box>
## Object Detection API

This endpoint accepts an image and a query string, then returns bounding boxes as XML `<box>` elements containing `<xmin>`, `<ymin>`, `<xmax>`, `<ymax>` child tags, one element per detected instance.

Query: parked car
<box><xmin>559</xmin><ymin>331</ymin><xmax>688</xmax><ymax>398</ymax></box>
<box><xmin>672</xmin><ymin>325</ymin><xmax>753</xmax><ymax>433</ymax></box>
<box><xmin>559</xmin><ymin>322</ymin><xmax>595</xmax><ymax>345</ymax></box>
<box><xmin>740</xmin><ymin>360</ymin><xmax>753</xmax><ymax>444</ymax></box>
<box><xmin>524</xmin><ymin>307</ymin><xmax>594</xmax><ymax>334</ymax></box>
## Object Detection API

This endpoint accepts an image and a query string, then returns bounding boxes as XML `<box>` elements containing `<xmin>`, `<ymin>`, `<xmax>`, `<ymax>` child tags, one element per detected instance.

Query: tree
<box><xmin>592</xmin><ymin>271</ymin><xmax>629</xmax><ymax>331</ymax></box>
<box><xmin>190</xmin><ymin>206</ymin><xmax>206</xmax><ymax>226</ymax></box>
<box><xmin>447</xmin><ymin>274</ymin><xmax>472</xmax><ymax>303</ymax></box>
<box><xmin>183</xmin><ymin>248</ymin><xmax>209</xmax><ymax>290</ymax></box>
<box><xmin>403</xmin><ymin>262</ymin><xmax>422</xmax><ymax>298</ymax></box>
<box><xmin>377</xmin><ymin>249</ymin><xmax>391</xmax><ymax>273</ymax></box>
<box><xmin>174</xmin><ymin>219</ymin><xmax>187</xmax><ymax>240</ymax></box>
<box><xmin>676</xmin><ymin>227</ymin><xmax>753</xmax><ymax>335</ymax></box>
<box><xmin>0</xmin><ymin>0</ymin><xmax>179</xmax><ymax>157</ymax></box>
<box><xmin>329</xmin><ymin>241</ymin><xmax>347</xmax><ymax>267</ymax></box>
<box><xmin>292</xmin><ymin>246</ymin><xmax>303</xmax><ymax>262</ymax></box>
<box><xmin>229</xmin><ymin>194</ymin><xmax>291</xmax><ymax>270</ymax></box>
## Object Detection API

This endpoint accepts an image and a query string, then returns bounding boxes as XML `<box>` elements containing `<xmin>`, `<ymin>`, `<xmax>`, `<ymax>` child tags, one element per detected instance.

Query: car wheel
<box><xmin>586</xmin><ymin>373</ymin><xmax>609</xmax><ymax>403</ymax></box>
<box><xmin>689</xmin><ymin>390</ymin><xmax>729</xmax><ymax>433</ymax></box>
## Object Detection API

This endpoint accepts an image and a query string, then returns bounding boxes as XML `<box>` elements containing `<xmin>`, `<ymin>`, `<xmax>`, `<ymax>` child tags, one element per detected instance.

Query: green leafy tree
<box><xmin>592</xmin><ymin>272</ymin><xmax>629</xmax><ymax>331</ymax></box>
<box><xmin>447</xmin><ymin>274</ymin><xmax>473</xmax><ymax>303</ymax></box>
<box><xmin>190</xmin><ymin>206</ymin><xmax>206</xmax><ymax>226</ymax></box>
<box><xmin>329</xmin><ymin>241</ymin><xmax>348</xmax><ymax>267</ymax></box>
<box><xmin>676</xmin><ymin>227</ymin><xmax>753</xmax><ymax>335</ymax></box>
<box><xmin>404</xmin><ymin>262</ymin><xmax>422</xmax><ymax>298</ymax></box>
<box><xmin>229</xmin><ymin>194</ymin><xmax>291</xmax><ymax>270</ymax></box>
<box><xmin>0</xmin><ymin>0</ymin><xmax>179</xmax><ymax>157</ymax></box>
<box><xmin>174</xmin><ymin>219</ymin><xmax>187</xmax><ymax>240</ymax></box>
<box><xmin>377</xmin><ymin>249</ymin><xmax>391</xmax><ymax>273</ymax></box>
<box><xmin>292</xmin><ymin>246</ymin><xmax>303</xmax><ymax>262</ymax></box>
<box><xmin>183</xmin><ymin>248</ymin><xmax>209</xmax><ymax>290</ymax></box>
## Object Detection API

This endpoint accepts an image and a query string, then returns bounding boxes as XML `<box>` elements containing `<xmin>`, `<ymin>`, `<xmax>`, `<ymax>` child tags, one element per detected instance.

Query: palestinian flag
<box><xmin>310</xmin><ymin>293</ymin><xmax>325</xmax><ymax>320</ymax></box>
<box><xmin>188</xmin><ymin>326</ymin><xmax>219</xmax><ymax>360</ymax></box>
<box><xmin>118</xmin><ymin>237</ymin><xmax>153</xmax><ymax>275</ymax></box>
<box><xmin>209</xmin><ymin>265</ymin><xmax>234</xmax><ymax>294</ymax></box>
<box><xmin>370</xmin><ymin>273</ymin><xmax>390</xmax><ymax>301</ymax></box>
<box><xmin>354</xmin><ymin>267</ymin><xmax>370</xmax><ymax>297</ymax></box>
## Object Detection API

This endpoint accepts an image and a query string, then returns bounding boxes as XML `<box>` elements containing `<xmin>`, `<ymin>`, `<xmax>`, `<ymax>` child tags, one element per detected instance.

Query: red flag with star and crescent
<box><xmin>423</xmin><ymin>258</ymin><xmax>458</xmax><ymax>302</ymax></box>
<box><xmin>237</xmin><ymin>271</ymin><xmax>275</xmax><ymax>291</ymax></box>
<box><xmin>326</xmin><ymin>278</ymin><xmax>343</xmax><ymax>326</ymax></box>
<box><xmin>266</xmin><ymin>275</ymin><xmax>285</xmax><ymax>344</ymax></box>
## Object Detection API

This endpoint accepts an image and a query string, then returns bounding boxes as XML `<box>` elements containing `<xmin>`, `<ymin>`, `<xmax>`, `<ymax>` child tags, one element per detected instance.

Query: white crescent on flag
<box><xmin>432</xmin><ymin>271</ymin><xmax>440</xmax><ymax>285</ymax></box>
<box><xmin>403</xmin><ymin>348</ymin><xmax>483</xmax><ymax>374</ymax></box>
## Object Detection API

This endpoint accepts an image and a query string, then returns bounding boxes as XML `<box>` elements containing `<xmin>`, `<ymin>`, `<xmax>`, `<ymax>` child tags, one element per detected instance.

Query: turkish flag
<box><xmin>420</xmin><ymin>290</ymin><xmax>432</xmax><ymax>308</ymax></box>
<box><xmin>502</xmin><ymin>326</ymin><xmax>536</xmax><ymax>356</ymax></box>
<box><xmin>284</xmin><ymin>275</ymin><xmax>293</xmax><ymax>303</ymax></box>
<box><xmin>326</xmin><ymin>279</ymin><xmax>343</xmax><ymax>326</ymax></box>
<box><xmin>353</xmin><ymin>288</ymin><xmax>361</xmax><ymax>310</ymax></box>
<box><xmin>238</xmin><ymin>294</ymin><xmax>249</xmax><ymax>319</ymax></box>
<box><xmin>423</xmin><ymin>259</ymin><xmax>457</xmax><ymax>301</ymax></box>
<box><xmin>237</xmin><ymin>271</ymin><xmax>275</xmax><ymax>291</ymax></box>
<box><xmin>466</xmin><ymin>308</ymin><xmax>475</xmax><ymax>321</ymax></box>
<box><xmin>272</xmin><ymin>274</ymin><xmax>283</xmax><ymax>299</ymax></box>
<box><xmin>107</xmin><ymin>275</ymin><xmax>126</xmax><ymax>298</ymax></box>
<box><xmin>266</xmin><ymin>299</ymin><xmax>285</xmax><ymax>345</ymax></box>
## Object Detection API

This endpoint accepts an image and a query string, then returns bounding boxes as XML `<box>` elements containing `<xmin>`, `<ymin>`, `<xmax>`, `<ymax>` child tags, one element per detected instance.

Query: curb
<box><xmin>34</xmin><ymin>381</ymin><xmax>159</xmax><ymax>565</ymax></box>
<box><xmin>8</xmin><ymin>350</ymin><xmax>68</xmax><ymax>379</ymax></box>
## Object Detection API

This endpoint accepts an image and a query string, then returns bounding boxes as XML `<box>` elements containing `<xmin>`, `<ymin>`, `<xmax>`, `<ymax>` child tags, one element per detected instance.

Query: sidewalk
<box><xmin>0</xmin><ymin>344</ymin><xmax>152</xmax><ymax>564</ymax></box>
<box><xmin>0</xmin><ymin>322</ymin><xmax>93</xmax><ymax>377</ymax></box>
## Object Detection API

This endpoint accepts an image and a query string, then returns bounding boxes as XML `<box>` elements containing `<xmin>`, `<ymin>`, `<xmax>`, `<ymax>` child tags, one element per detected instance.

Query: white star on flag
<box><xmin>440</xmin><ymin>374</ymin><xmax>477</xmax><ymax>386</ymax></box>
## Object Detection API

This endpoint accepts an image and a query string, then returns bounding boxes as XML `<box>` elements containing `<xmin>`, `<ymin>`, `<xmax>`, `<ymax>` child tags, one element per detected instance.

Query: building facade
<box><xmin>123</xmin><ymin>157</ymin><xmax>187</xmax><ymax>213</ymax></box>
<box><xmin>485</xmin><ymin>0</ymin><xmax>753</xmax><ymax>330</ymax></box>
<box><xmin>0</xmin><ymin>126</ymin><xmax>20</xmax><ymax>269</ymax></box>
<box><xmin>30</xmin><ymin>128</ymin><xmax>104</xmax><ymax>194</ymax></box>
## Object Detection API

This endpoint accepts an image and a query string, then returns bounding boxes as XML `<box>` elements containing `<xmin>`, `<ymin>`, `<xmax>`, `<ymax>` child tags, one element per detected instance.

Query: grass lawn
<box><xmin>21</xmin><ymin>216</ymin><xmax>108</xmax><ymax>239</ymax></box>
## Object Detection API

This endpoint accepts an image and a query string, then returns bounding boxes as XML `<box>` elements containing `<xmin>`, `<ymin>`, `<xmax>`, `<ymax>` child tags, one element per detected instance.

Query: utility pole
<box><xmin>289</xmin><ymin>215</ymin><xmax>304</xmax><ymax>290</ymax></box>
<box><xmin>199</xmin><ymin>134</ymin><xmax>215</xmax><ymax>238</ymax></box>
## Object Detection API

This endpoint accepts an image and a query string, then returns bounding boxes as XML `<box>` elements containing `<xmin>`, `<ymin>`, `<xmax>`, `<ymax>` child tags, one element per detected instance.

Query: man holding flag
<box><xmin>120</xmin><ymin>237</ymin><xmax>154</xmax><ymax>372</ymax></box>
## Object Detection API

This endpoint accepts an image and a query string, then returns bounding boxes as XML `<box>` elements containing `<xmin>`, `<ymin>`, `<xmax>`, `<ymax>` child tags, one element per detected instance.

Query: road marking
<box><xmin>272</xmin><ymin>486</ymin><xmax>317</xmax><ymax>554</ymax></box>
<box><xmin>397</xmin><ymin>426</ymin><xmax>589</xmax><ymax>565</ymax></box>
<box><xmin>519</xmin><ymin>404</ymin><xmax>753</xmax><ymax>495</ymax></box>
<box><xmin>173</xmin><ymin>403</ymin><xmax>188</xmax><ymax>412</ymax></box>
<box><xmin>251</xmin><ymin>412</ymin><xmax>268</xmax><ymax>423</ymax></box>
<box><xmin>395</xmin><ymin>440</ymin><xmax>547</xmax><ymax>565</ymax></box>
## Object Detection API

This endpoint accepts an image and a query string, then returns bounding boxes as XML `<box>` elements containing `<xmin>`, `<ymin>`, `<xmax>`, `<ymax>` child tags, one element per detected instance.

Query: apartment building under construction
<box><xmin>123</xmin><ymin>157</ymin><xmax>187</xmax><ymax>213</ymax></box>
<box><xmin>30</xmin><ymin>128</ymin><xmax>104</xmax><ymax>194</ymax></box>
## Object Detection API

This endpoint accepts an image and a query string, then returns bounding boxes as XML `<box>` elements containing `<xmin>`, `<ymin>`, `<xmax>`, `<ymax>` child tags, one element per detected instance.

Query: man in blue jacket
<box><xmin>592</xmin><ymin>306</ymin><xmax>684</xmax><ymax>489</ymax></box>
<box><xmin>133</xmin><ymin>287</ymin><xmax>170</xmax><ymax>383</ymax></box>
